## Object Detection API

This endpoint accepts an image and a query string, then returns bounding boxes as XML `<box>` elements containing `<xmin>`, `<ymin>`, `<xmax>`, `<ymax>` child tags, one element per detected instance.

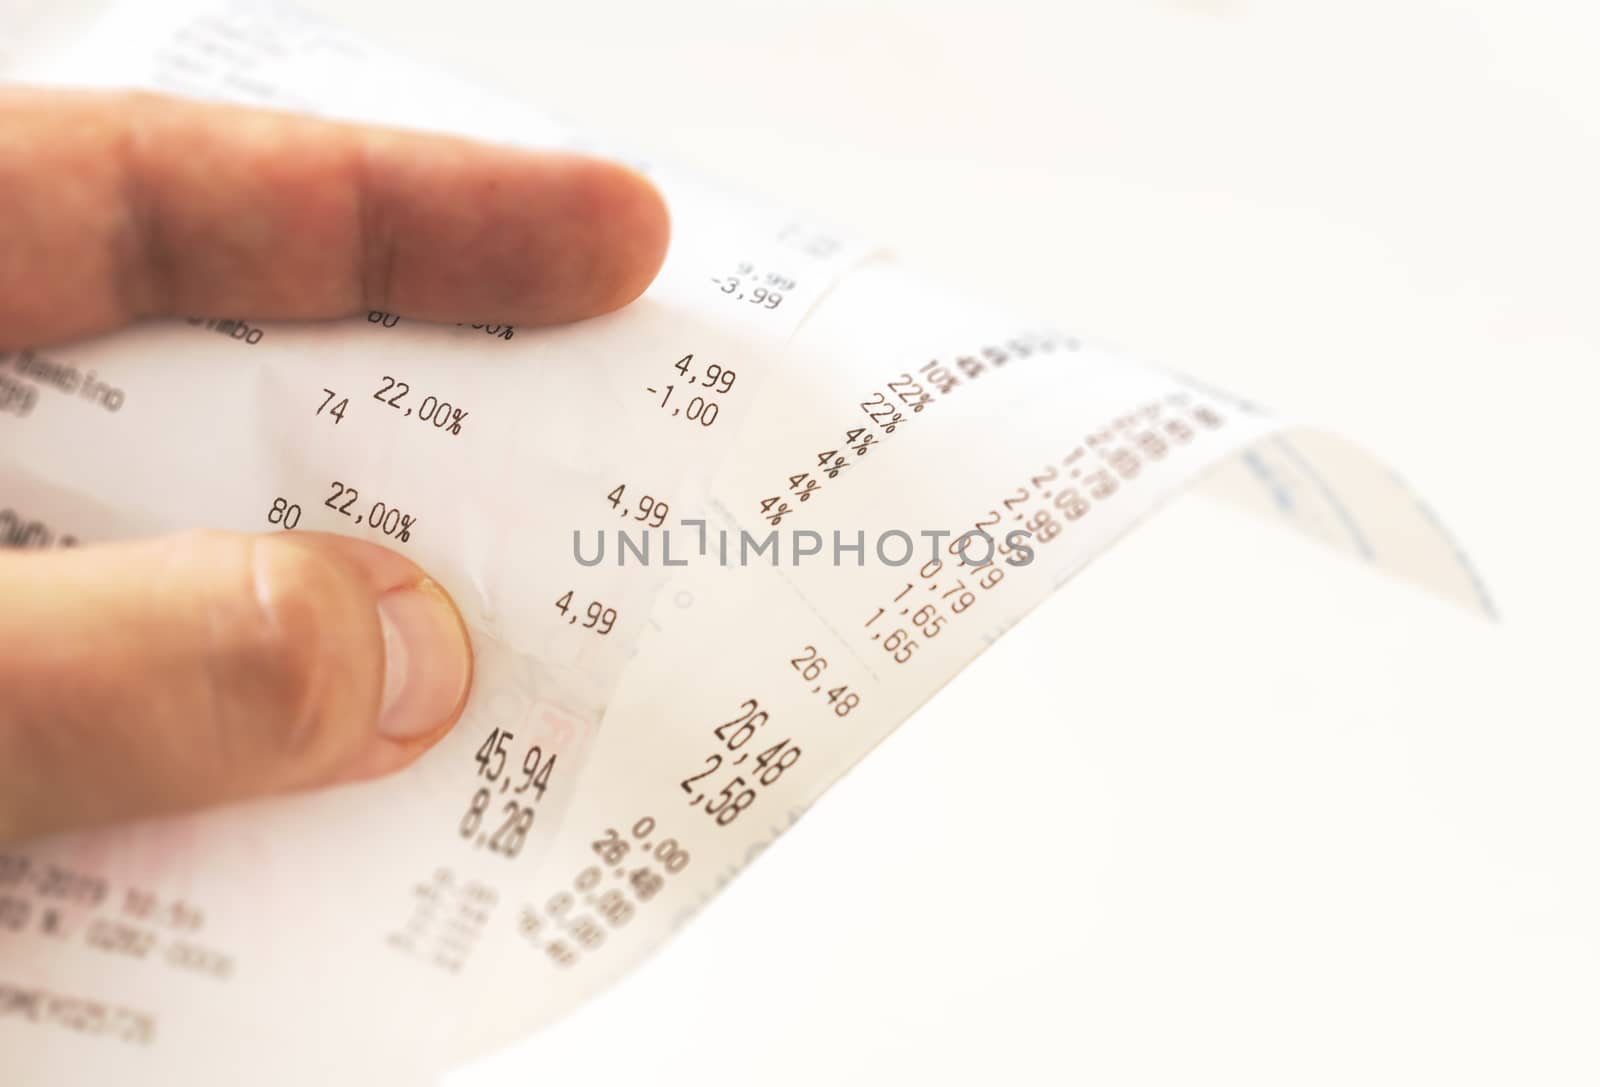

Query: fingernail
<box><xmin>376</xmin><ymin>580</ymin><xmax>472</xmax><ymax>740</ymax></box>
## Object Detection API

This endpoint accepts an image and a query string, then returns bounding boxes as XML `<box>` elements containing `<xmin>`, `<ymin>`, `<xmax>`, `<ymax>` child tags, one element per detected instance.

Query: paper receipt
<box><xmin>0</xmin><ymin>1</ymin><xmax>1495</xmax><ymax>1082</ymax></box>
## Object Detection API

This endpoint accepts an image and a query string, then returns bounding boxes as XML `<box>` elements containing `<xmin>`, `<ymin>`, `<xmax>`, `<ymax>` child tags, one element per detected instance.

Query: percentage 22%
<box><xmin>265</xmin><ymin>482</ymin><xmax>417</xmax><ymax>542</ymax></box>
<box><xmin>373</xmin><ymin>377</ymin><xmax>468</xmax><ymax>436</ymax></box>
<box><xmin>317</xmin><ymin>384</ymin><xmax>469</xmax><ymax>436</ymax></box>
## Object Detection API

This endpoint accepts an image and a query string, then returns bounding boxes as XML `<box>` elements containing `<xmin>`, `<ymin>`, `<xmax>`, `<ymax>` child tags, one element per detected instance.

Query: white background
<box><xmin>14</xmin><ymin>1</ymin><xmax>1600</xmax><ymax>1082</ymax></box>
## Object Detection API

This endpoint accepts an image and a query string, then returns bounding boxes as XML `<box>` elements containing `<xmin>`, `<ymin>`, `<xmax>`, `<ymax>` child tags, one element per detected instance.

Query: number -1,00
<box><xmin>684</xmin><ymin>396</ymin><xmax>717</xmax><ymax>425</ymax></box>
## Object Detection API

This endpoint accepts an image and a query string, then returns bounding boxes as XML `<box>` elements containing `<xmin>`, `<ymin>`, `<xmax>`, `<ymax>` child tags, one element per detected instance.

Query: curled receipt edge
<box><xmin>0</xmin><ymin>1</ymin><xmax>1494</xmax><ymax>1082</ymax></box>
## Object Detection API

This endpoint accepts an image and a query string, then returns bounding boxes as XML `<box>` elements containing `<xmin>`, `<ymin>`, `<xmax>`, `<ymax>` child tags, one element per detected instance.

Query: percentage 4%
<box><xmin>788</xmin><ymin>474</ymin><xmax>821</xmax><ymax>501</ymax></box>
<box><xmin>760</xmin><ymin>497</ymin><xmax>793</xmax><ymax>525</ymax></box>
<box><xmin>816</xmin><ymin>452</ymin><xmax>851</xmax><ymax>479</ymax></box>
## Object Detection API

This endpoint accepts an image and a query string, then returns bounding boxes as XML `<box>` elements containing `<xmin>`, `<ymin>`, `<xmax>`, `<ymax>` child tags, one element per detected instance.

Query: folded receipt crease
<box><xmin>0</xmin><ymin>0</ymin><xmax>1492</xmax><ymax>1081</ymax></box>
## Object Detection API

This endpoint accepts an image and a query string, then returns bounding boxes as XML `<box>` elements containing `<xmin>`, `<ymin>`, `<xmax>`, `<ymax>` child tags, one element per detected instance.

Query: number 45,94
<box><xmin>474</xmin><ymin>728</ymin><xmax>555</xmax><ymax>799</ymax></box>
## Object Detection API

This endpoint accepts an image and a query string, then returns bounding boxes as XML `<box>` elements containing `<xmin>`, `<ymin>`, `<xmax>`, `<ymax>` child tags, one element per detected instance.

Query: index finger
<box><xmin>0</xmin><ymin>86</ymin><xmax>671</xmax><ymax>349</ymax></box>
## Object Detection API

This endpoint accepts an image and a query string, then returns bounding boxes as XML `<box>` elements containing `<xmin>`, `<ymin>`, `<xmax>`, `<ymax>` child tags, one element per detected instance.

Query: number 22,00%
<box><xmin>266</xmin><ymin>481</ymin><xmax>416</xmax><ymax>544</ymax></box>
<box><xmin>316</xmin><ymin>379</ymin><xmax>469</xmax><ymax>437</ymax></box>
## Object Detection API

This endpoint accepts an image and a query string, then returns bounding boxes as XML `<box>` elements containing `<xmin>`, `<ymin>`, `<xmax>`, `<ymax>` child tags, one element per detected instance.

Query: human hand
<box><xmin>0</xmin><ymin>87</ymin><xmax>669</xmax><ymax>841</ymax></box>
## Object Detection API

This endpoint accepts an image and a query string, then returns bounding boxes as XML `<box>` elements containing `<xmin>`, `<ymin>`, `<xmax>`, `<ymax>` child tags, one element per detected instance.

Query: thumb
<box><xmin>0</xmin><ymin>530</ymin><xmax>473</xmax><ymax>841</ymax></box>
